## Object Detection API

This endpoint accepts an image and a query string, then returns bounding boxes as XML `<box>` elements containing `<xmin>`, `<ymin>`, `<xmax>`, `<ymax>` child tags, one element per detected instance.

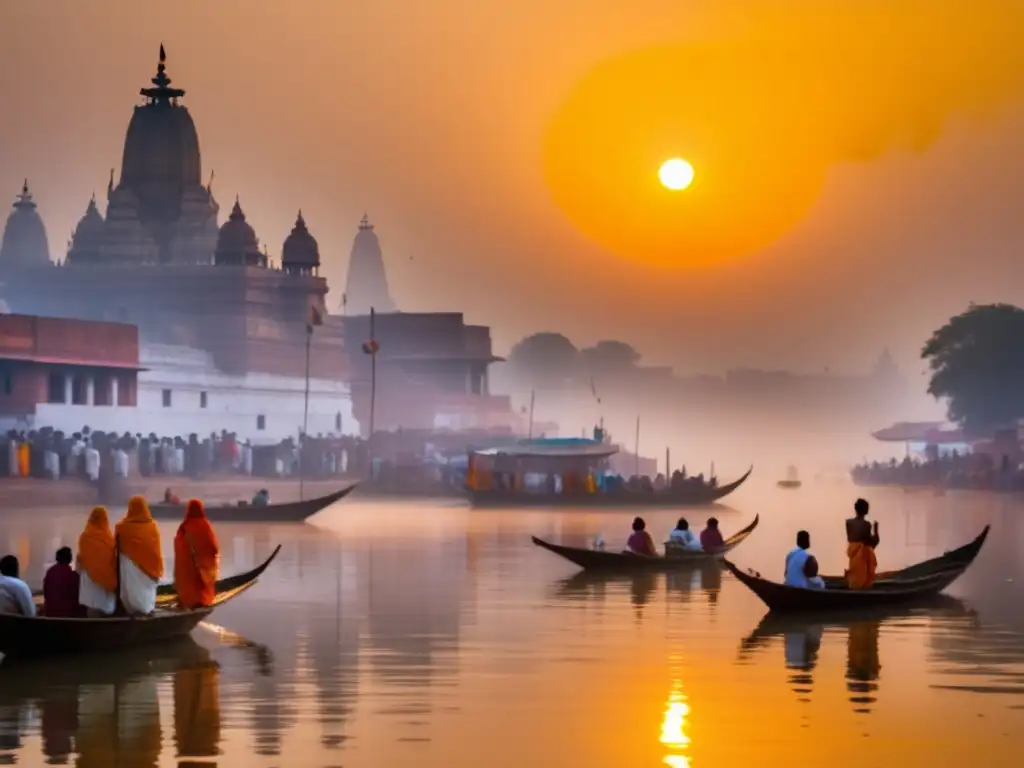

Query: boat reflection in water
<box><xmin>659</xmin><ymin>676</ymin><xmax>692</xmax><ymax>768</ymax></box>
<box><xmin>737</xmin><ymin>597</ymin><xmax>975</xmax><ymax>713</ymax></box>
<box><xmin>0</xmin><ymin>635</ymin><xmax>235</xmax><ymax>766</ymax></box>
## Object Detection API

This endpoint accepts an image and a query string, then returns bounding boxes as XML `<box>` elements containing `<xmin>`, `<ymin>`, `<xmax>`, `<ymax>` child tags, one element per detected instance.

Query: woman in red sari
<box><xmin>174</xmin><ymin>499</ymin><xmax>220</xmax><ymax>610</ymax></box>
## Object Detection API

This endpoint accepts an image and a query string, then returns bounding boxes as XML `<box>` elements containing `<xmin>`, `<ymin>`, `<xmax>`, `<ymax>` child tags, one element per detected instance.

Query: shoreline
<box><xmin>0</xmin><ymin>475</ymin><xmax>363</xmax><ymax>510</ymax></box>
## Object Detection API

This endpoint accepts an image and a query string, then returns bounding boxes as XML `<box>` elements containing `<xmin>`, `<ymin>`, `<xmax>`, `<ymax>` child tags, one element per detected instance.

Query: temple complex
<box><xmin>0</xmin><ymin>46</ymin><xmax>354</xmax><ymax>439</ymax></box>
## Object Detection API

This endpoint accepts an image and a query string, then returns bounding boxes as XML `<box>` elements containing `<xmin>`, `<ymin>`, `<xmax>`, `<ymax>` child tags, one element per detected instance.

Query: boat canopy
<box><xmin>471</xmin><ymin>437</ymin><xmax>618</xmax><ymax>459</ymax></box>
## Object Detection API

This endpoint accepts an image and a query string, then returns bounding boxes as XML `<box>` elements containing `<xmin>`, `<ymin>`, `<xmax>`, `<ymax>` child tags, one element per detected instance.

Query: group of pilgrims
<box><xmin>0</xmin><ymin>495</ymin><xmax>220</xmax><ymax>619</ymax></box>
<box><xmin>620</xmin><ymin>498</ymin><xmax>882</xmax><ymax>591</ymax></box>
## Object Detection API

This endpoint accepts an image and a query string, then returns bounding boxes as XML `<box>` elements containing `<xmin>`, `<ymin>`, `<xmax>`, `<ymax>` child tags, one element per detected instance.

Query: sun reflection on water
<box><xmin>659</xmin><ymin>679</ymin><xmax>691</xmax><ymax>767</ymax></box>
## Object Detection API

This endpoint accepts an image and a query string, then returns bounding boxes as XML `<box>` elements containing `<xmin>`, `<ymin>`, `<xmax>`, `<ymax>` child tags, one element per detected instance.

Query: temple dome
<box><xmin>215</xmin><ymin>198</ymin><xmax>265</xmax><ymax>267</ymax></box>
<box><xmin>0</xmin><ymin>180</ymin><xmax>51</xmax><ymax>268</ymax></box>
<box><xmin>344</xmin><ymin>214</ymin><xmax>395</xmax><ymax>314</ymax></box>
<box><xmin>282</xmin><ymin>210</ymin><xmax>320</xmax><ymax>275</ymax></box>
<box><xmin>118</xmin><ymin>46</ymin><xmax>201</xmax><ymax>228</ymax></box>
<box><xmin>66</xmin><ymin>196</ymin><xmax>105</xmax><ymax>264</ymax></box>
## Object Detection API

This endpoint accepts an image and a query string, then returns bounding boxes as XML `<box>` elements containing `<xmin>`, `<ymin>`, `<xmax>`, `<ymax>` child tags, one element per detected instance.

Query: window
<box><xmin>162</xmin><ymin>389</ymin><xmax>172</xmax><ymax>408</ymax></box>
<box><xmin>256</xmin><ymin>414</ymin><xmax>266</xmax><ymax>431</ymax></box>
<box><xmin>335</xmin><ymin>412</ymin><xmax>342</xmax><ymax>431</ymax></box>
<box><xmin>47</xmin><ymin>372</ymin><xmax>65</xmax><ymax>404</ymax></box>
<box><xmin>200</xmin><ymin>391</ymin><xmax>208</xmax><ymax>409</ymax></box>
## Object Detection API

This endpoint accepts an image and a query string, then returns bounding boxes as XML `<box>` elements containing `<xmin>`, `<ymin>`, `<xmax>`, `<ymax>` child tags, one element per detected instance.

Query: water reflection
<box><xmin>659</xmin><ymin>678</ymin><xmax>692</xmax><ymax>768</ymax></box>
<box><xmin>0</xmin><ymin>637</ymin><xmax>217</xmax><ymax>767</ymax></box>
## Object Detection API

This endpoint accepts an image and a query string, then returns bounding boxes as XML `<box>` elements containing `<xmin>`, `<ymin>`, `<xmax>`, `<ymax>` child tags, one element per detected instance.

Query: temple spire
<box><xmin>359</xmin><ymin>213</ymin><xmax>373</xmax><ymax>231</ymax></box>
<box><xmin>13</xmin><ymin>180</ymin><xmax>35</xmax><ymax>211</ymax></box>
<box><xmin>141</xmin><ymin>43</ymin><xmax>185</xmax><ymax>104</ymax></box>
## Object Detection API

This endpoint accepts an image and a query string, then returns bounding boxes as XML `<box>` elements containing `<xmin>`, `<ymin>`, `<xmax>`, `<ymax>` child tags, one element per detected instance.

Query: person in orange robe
<box><xmin>845</xmin><ymin>498</ymin><xmax>880</xmax><ymax>589</ymax></box>
<box><xmin>77</xmin><ymin>506</ymin><xmax>118</xmax><ymax>616</ymax></box>
<box><xmin>115</xmin><ymin>495</ymin><xmax>165</xmax><ymax>615</ymax></box>
<box><xmin>174</xmin><ymin>499</ymin><xmax>220</xmax><ymax>610</ymax></box>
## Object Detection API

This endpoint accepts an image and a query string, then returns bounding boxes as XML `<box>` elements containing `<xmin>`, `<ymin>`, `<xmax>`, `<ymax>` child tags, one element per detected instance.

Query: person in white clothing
<box><xmin>784</xmin><ymin>530</ymin><xmax>826</xmax><ymax>589</ymax></box>
<box><xmin>0</xmin><ymin>555</ymin><xmax>36</xmax><ymax>616</ymax></box>
<box><xmin>667</xmin><ymin>518</ymin><xmax>703</xmax><ymax>552</ymax></box>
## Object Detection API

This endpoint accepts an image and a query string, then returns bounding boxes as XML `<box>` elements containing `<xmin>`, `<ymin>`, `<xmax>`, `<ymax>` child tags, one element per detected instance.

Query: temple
<box><xmin>0</xmin><ymin>46</ymin><xmax>354</xmax><ymax>439</ymax></box>
<box><xmin>343</xmin><ymin>214</ymin><xmax>395</xmax><ymax>315</ymax></box>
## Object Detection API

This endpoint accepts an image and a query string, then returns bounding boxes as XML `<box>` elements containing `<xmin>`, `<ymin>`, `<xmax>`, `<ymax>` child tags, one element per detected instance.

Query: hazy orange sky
<box><xmin>2</xmin><ymin>1</ymin><xmax>1024</xmax><ymax>376</ymax></box>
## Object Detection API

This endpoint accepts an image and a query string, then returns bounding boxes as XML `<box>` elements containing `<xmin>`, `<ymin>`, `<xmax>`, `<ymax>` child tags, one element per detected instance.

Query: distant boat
<box><xmin>777</xmin><ymin>465</ymin><xmax>802</xmax><ymax>489</ymax></box>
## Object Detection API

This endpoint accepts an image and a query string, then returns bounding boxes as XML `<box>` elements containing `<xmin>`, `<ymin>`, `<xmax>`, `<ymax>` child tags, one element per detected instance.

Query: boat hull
<box><xmin>776</xmin><ymin>480</ymin><xmax>802</xmax><ymax>489</ymax></box>
<box><xmin>15</xmin><ymin>546</ymin><xmax>281</xmax><ymax>658</ymax></box>
<box><xmin>532</xmin><ymin>514</ymin><xmax>759</xmax><ymax>572</ymax></box>
<box><xmin>148</xmin><ymin>484</ymin><xmax>356</xmax><ymax>522</ymax></box>
<box><xmin>724</xmin><ymin>525</ymin><xmax>989</xmax><ymax>613</ymax></box>
<box><xmin>470</xmin><ymin>467</ymin><xmax>752</xmax><ymax>508</ymax></box>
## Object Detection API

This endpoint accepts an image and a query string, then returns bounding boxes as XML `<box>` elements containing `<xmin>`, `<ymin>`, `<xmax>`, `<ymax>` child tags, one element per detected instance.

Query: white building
<box><xmin>25</xmin><ymin>343</ymin><xmax>359</xmax><ymax>441</ymax></box>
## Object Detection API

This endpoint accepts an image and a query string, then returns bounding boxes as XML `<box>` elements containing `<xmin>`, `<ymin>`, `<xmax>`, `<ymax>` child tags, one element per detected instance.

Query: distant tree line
<box><xmin>504</xmin><ymin>333</ymin><xmax>644</xmax><ymax>391</ymax></box>
<box><xmin>922</xmin><ymin>302</ymin><xmax>1024</xmax><ymax>437</ymax></box>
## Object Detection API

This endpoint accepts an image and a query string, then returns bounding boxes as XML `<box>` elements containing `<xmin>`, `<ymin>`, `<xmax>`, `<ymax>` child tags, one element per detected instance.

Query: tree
<box><xmin>506</xmin><ymin>332</ymin><xmax>579</xmax><ymax>388</ymax></box>
<box><xmin>579</xmin><ymin>340</ymin><xmax>642</xmax><ymax>374</ymax></box>
<box><xmin>921</xmin><ymin>303</ymin><xmax>1024</xmax><ymax>436</ymax></box>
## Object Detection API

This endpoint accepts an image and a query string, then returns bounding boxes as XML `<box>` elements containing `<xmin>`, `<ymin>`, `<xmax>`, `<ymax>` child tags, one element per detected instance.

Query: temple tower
<box><xmin>214</xmin><ymin>199</ymin><xmax>266</xmax><ymax>267</ymax></box>
<box><xmin>282</xmin><ymin>211</ymin><xmax>320</xmax><ymax>277</ymax></box>
<box><xmin>0</xmin><ymin>180</ymin><xmax>51</xmax><ymax>268</ymax></box>
<box><xmin>343</xmin><ymin>214</ymin><xmax>395</xmax><ymax>315</ymax></box>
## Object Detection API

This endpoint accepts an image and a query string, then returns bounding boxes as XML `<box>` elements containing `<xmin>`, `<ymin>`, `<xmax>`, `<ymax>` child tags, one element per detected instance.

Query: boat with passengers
<box><xmin>465</xmin><ymin>430</ymin><xmax>751</xmax><ymax>508</ymax></box>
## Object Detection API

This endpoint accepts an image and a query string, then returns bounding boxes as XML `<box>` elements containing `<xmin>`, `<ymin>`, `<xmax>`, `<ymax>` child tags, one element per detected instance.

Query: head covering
<box><xmin>116</xmin><ymin>495</ymin><xmax>164</xmax><ymax>581</ymax></box>
<box><xmin>174</xmin><ymin>499</ymin><xmax>220</xmax><ymax>609</ymax></box>
<box><xmin>78</xmin><ymin>506</ymin><xmax>117</xmax><ymax>592</ymax></box>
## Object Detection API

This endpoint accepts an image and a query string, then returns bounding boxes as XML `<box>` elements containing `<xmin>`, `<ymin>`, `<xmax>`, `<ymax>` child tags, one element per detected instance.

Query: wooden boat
<box><xmin>148</xmin><ymin>484</ymin><xmax>356</xmax><ymax>522</ymax></box>
<box><xmin>470</xmin><ymin>467</ymin><xmax>753</xmax><ymax>508</ymax></box>
<box><xmin>531</xmin><ymin>514</ymin><xmax>760</xmax><ymax>572</ymax></box>
<box><xmin>7</xmin><ymin>546</ymin><xmax>281</xmax><ymax>658</ymax></box>
<box><xmin>777</xmin><ymin>465</ymin><xmax>802</xmax><ymax>489</ymax></box>
<box><xmin>724</xmin><ymin>525</ymin><xmax>989</xmax><ymax>613</ymax></box>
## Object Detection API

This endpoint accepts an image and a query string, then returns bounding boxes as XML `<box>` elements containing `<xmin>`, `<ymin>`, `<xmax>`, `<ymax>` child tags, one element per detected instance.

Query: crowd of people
<box><xmin>0</xmin><ymin>495</ymin><xmax>220</xmax><ymax>619</ymax></box>
<box><xmin>851</xmin><ymin>451</ymin><xmax>1024</xmax><ymax>491</ymax></box>
<box><xmin>618</xmin><ymin>498</ymin><xmax>882</xmax><ymax>593</ymax></box>
<box><xmin>0</xmin><ymin>427</ymin><xmax>364</xmax><ymax>486</ymax></box>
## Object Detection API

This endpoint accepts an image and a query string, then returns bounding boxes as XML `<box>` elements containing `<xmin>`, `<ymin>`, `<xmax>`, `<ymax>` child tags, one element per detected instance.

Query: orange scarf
<box><xmin>77</xmin><ymin>506</ymin><xmax>117</xmax><ymax>592</ymax></box>
<box><xmin>846</xmin><ymin>542</ymin><xmax>877</xmax><ymax>589</ymax></box>
<box><xmin>174</xmin><ymin>499</ymin><xmax>220</xmax><ymax>609</ymax></box>
<box><xmin>116</xmin><ymin>495</ymin><xmax>164</xmax><ymax>581</ymax></box>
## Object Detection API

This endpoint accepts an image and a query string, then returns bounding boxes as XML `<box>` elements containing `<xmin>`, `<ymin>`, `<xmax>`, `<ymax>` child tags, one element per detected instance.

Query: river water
<box><xmin>1</xmin><ymin>481</ymin><xmax>1023</xmax><ymax>767</ymax></box>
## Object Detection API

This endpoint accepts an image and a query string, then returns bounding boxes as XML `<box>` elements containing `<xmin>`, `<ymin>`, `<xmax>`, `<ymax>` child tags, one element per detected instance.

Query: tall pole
<box><xmin>527</xmin><ymin>389</ymin><xmax>535</xmax><ymax>439</ymax></box>
<box><xmin>634</xmin><ymin>414</ymin><xmax>640</xmax><ymax>477</ymax></box>
<box><xmin>368</xmin><ymin>307</ymin><xmax>377</xmax><ymax>472</ymax></box>
<box><xmin>300</xmin><ymin>321</ymin><xmax>313</xmax><ymax>500</ymax></box>
<box><xmin>666</xmin><ymin>446</ymin><xmax>670</xmax><ymax>477</ymax></box>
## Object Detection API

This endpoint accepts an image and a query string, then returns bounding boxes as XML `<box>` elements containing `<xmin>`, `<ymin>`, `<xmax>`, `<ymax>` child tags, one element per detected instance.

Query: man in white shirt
<box><xmin>784</xmin><ymin>530</ymin><xmax>826</xmax><ymax>589</ymax></box>
<box><xmin>0</xmin><ymin>555</ymin><xmax>36</xmax><ymax>617</ymax></box>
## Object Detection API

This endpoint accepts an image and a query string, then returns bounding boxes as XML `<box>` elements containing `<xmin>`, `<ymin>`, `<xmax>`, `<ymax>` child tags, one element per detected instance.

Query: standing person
<box><xmin>42</xmin><ymin>547</ymin><xmax>82</xmax><ymax>617</ymax></box>
<box><xmin>846</xmin><ymin>498</ymin><xmax>880</xmax><ymax>589</ymax></box>
<box><xmin>174</xmin><ymin>499</ymin><xmax>220</xmax><ymax>610</ymax></box>
<box><xmin>77</xmin><ymin>506</ymin><xmax>118</xmax><ymax>616</ymax></box>
<box><xmin>115</xmin><ymin>496</ymin><xmax>164</xmax><ymax>615</ymax></box>
<box><xmin>0</xmin><ymin>555</ymin><xmax>35</xmax><ymax>617</ymax></box>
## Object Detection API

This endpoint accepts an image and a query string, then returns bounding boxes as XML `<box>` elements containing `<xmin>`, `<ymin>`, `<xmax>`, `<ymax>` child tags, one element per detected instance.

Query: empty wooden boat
<box><xmin>148</xmin><ymin>485</ymin><xmax>356</xmax><ymax>523</ymax></box>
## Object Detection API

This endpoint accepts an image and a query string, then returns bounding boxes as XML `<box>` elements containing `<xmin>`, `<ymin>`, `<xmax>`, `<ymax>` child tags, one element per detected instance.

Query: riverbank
<box><xmin>0</xmin><ymin>475</ymin><xmax>363</xmax><ymax>509</ymax></box>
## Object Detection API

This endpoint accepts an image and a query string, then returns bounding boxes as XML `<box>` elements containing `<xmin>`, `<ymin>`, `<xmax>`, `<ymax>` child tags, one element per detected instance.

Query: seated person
<box><xmin>784</xmin><ymin>530</ymin><xmax>826</xmax><ymax>590</ymax></box>
<box><xmin>667</xmin><ymin>518</ymin><xmax>703</xmax><ymax>551</ymax></box>
<box><xmin>164</xmin><ymin>487</ymin><xmax>181</xmax><ymax>505</ymax></box>
<box><xmin>699</xmin><ymin>518</ymin><xmax>725</xmax><ymax>551</ymax></box>
<box><xmin>251</xmin><ymin>489</ymin><xmax>270</xmax><ymax>506</ymax></box>
<box><xmin>43</xmin><ymin>546</ymin><xmax>83</xmax><ymax>617</ymax></box>
<box><xmin>0</xmin><ymin>554</ymin><xmax>36</xmax><ymax>617</ymax></box>
<box><xmin>626</xmin><ymin>516</ymin><xmax>658</xmax><ymax>557</ymax></box>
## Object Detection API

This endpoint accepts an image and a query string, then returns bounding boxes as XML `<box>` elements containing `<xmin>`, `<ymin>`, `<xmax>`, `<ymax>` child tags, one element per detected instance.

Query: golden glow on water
<box><xmin>659</xmin><ymin>680</ymin><xmax>692</xmax><ymax>767</ymax></box>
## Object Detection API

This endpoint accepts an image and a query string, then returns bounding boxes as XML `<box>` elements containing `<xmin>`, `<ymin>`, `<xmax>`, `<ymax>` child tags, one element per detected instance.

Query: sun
<box><xmin>659</xmin><ymin>158</ymin><xmax>694</xmax><ymax>191</ymax></box>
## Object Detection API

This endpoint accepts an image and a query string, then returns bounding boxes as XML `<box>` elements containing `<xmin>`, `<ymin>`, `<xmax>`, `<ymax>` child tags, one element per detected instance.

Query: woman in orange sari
<box><xmin>77</xmin><ymin>506</ymin><xmax>118</xmax><ymax>616</ymax></box>
<box><xmin>174</xmin><ymin>499</ymin><xmax>220</xmax><ymax>610</ymax></box>
<box><xmin>116</xmin><ymin>495</ymin><xmax>164</xmax><ymax>615</ymax></box>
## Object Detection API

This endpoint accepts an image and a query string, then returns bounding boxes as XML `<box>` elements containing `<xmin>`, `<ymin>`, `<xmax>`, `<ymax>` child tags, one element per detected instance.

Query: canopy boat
<box><xmin>532</xmin><ymin>514</ymin><xmax>759</xmax><ymax>571</ymax></box>
<box><xmin>724</xmin><ymin>525</ymin><xmax>989</xmax><ymax>613</ymax></box>
<box><xmin>777</xmin><ymin>465</ymin><xmax>801</xmax><ymax>489</ymax></box>
<box><xmin>467</xmin><ymin>437</ymin><xmax>752</xmax><ymax>507</ymax></box>
<box><xmin>8</xmin><ymin>546</ymin><xmax>281</xmax><ymax>658</ymax></box>
<box><xmin>148</xmin><ymin>484</ymin><xmax>356</xmax><ymax>522</ymax></box>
